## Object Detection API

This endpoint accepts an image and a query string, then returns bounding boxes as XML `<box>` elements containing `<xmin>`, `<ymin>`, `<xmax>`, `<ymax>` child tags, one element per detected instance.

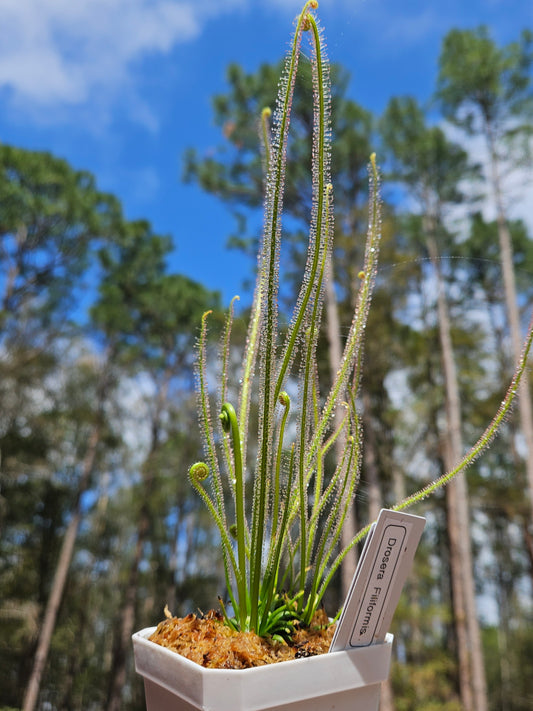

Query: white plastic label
<box><xmin>329</xmin><ymin>509</ymin><xmax>425</xmax><ymax>652</ymax></box>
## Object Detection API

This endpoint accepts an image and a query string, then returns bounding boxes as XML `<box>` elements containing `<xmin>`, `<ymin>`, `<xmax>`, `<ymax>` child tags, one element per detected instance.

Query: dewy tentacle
<box><xmin>249</xmin><ymin>0</ymin><xmax>316</xmax><ymax>633</ymax></box>
<box><xmin>307</xmin><ymin>154</ymin><xmax>381</xmax><ymax>468</ymax></box>
<box><xmin>195</xmin><ymin>310</ymin><xmax>226</xmax><ymax>522</ymax></box>
<box><xmin>220</xmin><ymin>296</ymin><xmax>240</xmax><ymax>485</ymax></box>
<box><xmin>219</xmin><ymin>402</ymin><xmax>248</xmax><ymax>629</ymax></box>
<box><xmin>274</xmin><ymin>12</ymin><xmax>332</xmax><ymax>403</ymax></box>
<box><xmin>189</xmin><ymin>462</ymin><xmax>241</xmax><ymax>606</ymax></box>
<box><xmin>238</xmin><ymin>108</ymin><xmax>272</xmax><ymax>456</ymax></box>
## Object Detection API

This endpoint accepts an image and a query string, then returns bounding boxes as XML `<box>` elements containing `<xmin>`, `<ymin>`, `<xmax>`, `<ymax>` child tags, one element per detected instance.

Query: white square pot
<box><xmin>133</xmin><ymin>627</ymin><xmax>393</xmax><ymax>711</ymax></box>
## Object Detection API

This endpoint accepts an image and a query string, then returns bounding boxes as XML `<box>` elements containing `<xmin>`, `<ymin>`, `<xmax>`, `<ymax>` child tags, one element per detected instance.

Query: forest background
<box><xmin>1</xmin><ymin>1</ymin><xmax>533</xmax><ymax>710</ymax></box>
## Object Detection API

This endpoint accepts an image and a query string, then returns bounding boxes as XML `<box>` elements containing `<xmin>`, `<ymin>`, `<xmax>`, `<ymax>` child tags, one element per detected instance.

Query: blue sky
<box><xmin>1</xmin><ymin>0</ymin><xmax>532</xmax><ymax>306</ymax></box>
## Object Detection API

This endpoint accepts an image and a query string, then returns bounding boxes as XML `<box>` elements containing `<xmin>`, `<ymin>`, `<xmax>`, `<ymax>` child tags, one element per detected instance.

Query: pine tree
<box><xmin>91</xmin><ymin>228</ymin><xmax>219</xmax><ymax>711</ymax></box>
<box><xmin>437</xmin><ymin>27</ymin><xmax>533</xmax><ymax>571</ymax></box>
<box><xmin>380</xmin><ymin>95</ymin><xmax>488</xmax><ymax>711</ymax></box>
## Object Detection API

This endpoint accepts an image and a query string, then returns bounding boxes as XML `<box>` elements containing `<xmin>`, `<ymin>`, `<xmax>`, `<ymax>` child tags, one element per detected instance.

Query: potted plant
<box><xmin>133</xmin><ymin>2</ymin><xmax>533</xmax><ymax>709</ymax></box>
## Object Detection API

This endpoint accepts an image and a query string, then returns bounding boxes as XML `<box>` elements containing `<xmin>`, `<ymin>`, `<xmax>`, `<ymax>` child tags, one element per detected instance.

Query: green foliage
<box><xmin>0</xmin><ymin>142</ymin><xmax>220</xmax><ymax>709</ymax></box>
<box><xmin>436</xmin><ymin>25</ymin><xmax>533</xmax><ymax>154</ymax></box>
<box><xmin>0</xmin><ymin>144</ymin><xmax>121</xmax><ymax>333</ymax></box>
<box><xmin>91</xmin><ymin>217</ymin><xmax>219</xmax><ymax>365</ymax></box>
<box><xmin>461</xmin><ymin>212</ymin><xmax>533</xmax><ymax>301</ymax></box>
<box><xmin>380</xmin><ymin>95</ymin><xmax>478</xmax><ymax>208</ymax></box>
<box><xmin>483</xmin><ymin>619</ymin><xmax>533</xmax><ymax>710</ymax></box>
<box><xmin>392</xmin><ymin>652</ymin><xmax>463</xmax><ymax>711</ymax></box>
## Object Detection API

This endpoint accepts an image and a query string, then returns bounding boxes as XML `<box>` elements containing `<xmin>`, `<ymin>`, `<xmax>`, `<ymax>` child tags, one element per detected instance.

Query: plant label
<box><xmin>329</xmin><ymin>509</ymin><xmax>426</xmax><ymax>652</ymax></box>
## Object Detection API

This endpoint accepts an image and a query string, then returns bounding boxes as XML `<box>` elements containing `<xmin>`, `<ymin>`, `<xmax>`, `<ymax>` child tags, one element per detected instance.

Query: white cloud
<box><xmin>442</xmin><ymin>122</ymin><xmax>533</xmax><ymax>237</ymax></box>
<box><xmin>0</xmin><ymin>0</ymin><xmax>242</xmax><ymax>110</ymax></box>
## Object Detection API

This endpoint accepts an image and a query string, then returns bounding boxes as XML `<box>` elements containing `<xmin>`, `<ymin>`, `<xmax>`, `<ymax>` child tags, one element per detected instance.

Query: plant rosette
<box><xmin>133</xmin><ymin>508</ymin><xmax>423</xmax><ymax>710</ymax></box>
<box><xmin>133</xmin><ymin>625</ymin><xmax>393</xmax><ymax>711</ymax></box>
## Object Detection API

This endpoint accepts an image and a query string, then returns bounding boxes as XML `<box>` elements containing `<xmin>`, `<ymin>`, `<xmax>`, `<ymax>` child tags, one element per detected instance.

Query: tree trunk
<box><xmin>486</xmin><ymin>121</ymin><xmax>533</xmax><ymax>556</ymax></box>
<box><xmin>445</xmin><ymin>479</ymin><xmax>474</xmax><ymax>710</ymax></box>
<box><xmin>426</xmin><ymin>231</ymin><xmax>488</xmax><ymax>711</ymax></box>
<box><xmin>22</xmin><ymin>425</ymin><xmax>102</xmax><ymax>711</ymax></box>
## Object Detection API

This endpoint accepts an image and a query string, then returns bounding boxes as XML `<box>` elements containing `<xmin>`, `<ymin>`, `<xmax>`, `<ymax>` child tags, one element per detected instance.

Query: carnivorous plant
<box><xmin>189</xmin><ymin>0</ymin><xmax>533</xmax><ymax>640</ymax></box>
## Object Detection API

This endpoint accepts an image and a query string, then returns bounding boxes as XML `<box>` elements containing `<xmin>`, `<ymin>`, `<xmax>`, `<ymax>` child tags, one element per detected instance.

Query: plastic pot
<box><xmin>133</xmin><ymin>626</ymin><xmax>393</xmax><ymax>711</ymax></box>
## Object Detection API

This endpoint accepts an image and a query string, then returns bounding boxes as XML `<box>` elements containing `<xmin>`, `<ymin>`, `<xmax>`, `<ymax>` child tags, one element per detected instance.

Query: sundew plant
<box><xmin>189</xmin><ymin>0</ymin><xmax>533</xmax><ymax>640</ymax></box>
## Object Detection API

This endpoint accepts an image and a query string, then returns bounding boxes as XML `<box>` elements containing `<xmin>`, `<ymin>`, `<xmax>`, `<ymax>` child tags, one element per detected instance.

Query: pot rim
<box><xmin>133</xmin><ymin>626</ymin><xmax>393</xmax><ymax>711</ymax></box>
